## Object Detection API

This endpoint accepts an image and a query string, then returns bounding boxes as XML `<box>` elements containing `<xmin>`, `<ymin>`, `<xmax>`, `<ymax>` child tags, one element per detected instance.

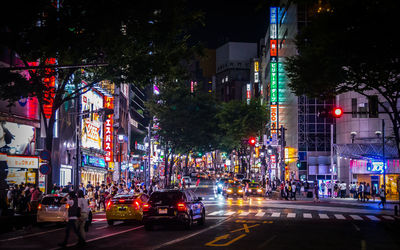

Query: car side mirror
<box><xmin>197</xmin><ymin>197</ymin><xmax>203</xmax><ymax>201</ymax></box>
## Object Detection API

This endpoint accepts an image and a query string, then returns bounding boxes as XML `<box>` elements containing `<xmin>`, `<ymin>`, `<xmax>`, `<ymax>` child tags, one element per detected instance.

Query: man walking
<box><xmin>378</xmin><ymin>185</ymin><xmax>386</xmax><ymax>208</ymax></box>
<box><xmin>58</xmin><ymin>191</ymin><xmax>85</xmax><ymax>247</ymax></box>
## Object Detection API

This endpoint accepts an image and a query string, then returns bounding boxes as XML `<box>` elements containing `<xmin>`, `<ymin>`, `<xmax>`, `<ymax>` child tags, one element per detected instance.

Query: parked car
<box><xmin>106</xmin><ymin>193</ymin><xmax>149</xmax><ymax>225</ymax></box>
<box><xmin>142</xmin><ymin>189</ymin><xmax>205</xmax><ymax>230</ymax></box>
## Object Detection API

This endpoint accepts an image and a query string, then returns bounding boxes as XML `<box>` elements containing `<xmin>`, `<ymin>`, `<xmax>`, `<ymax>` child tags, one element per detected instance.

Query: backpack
<box><xmin>68</xmin><ymin>198</ymin><xmax>81</xmax><ymax>218</ymax></box>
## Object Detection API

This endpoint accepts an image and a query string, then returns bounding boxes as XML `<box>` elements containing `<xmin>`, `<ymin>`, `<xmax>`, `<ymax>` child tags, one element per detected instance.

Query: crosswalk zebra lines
<box><xmin>206</xmin><ymin>210</ymin><xmax>396</xmax><ymax>222</ymax></box>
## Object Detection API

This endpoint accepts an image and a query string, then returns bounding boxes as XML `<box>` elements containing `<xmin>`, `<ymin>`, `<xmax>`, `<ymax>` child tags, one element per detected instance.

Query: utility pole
<box><xmin>75</xmin><ymin>84</ymin><xmax>81</xmax><ymax>191</ymax></box>
<box><xmin>382</xmin><ymin>119</ymin><xmax>386</xmax><ymax>200</ymax></box>
<box><xmin>280</xmin><ymin>126</ymin><xmax>286</xmax><ymax>181</ymax></box>
<box><xmin>330</xmin><ymin>123</ymin><xmax>334</xmax><ymax>197</ymax></box>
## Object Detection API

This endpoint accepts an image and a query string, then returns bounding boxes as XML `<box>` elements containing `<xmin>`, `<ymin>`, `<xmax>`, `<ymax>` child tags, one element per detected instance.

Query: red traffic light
<box><xmin>249</xmin><ymin>137</ymin><xmax>256</xmax><ymax>146</ymax></box>
<box><xmin>333</xmin><ymin>107</ymin><xmax>343</xmax><ymax>118</ymax></box>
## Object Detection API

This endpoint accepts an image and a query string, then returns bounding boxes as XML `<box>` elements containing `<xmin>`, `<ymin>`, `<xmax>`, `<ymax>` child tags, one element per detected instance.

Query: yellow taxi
<box><xmin>246</xmin><ymin>181</ymin><xmax>264</xmax><ymax>196</ymax></box>
<box><xmin>106</xmin><ymin>193</ymin><xmax>149</xmax><ymax>225</ymax></box>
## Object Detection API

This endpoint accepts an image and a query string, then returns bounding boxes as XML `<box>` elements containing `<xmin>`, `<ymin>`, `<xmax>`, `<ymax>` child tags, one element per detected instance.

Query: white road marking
<box><xmin>255</xmin><ymin>211</ymin><xmax>266</xmax><ymax>217</ymax></box>
<box><xmin>239</xmin><ymin>211</ymin><xmax>250</xmax><ymax>216</ymax></box>
<box><xmin>224</xmin><ymin>211</ymin><xmax>235</xmax><ymax>216</ymax></box>
<box><xmin>350</xmin><ymin>215</ymin><xmax>363</xmax><ymax>220</ymax></box>
<box><xmin>208</xmin><ymin>210</ymin><xmax>223</xmax><ymax>216</ymax></box>
<box><xmin>0</xmin><ymin>227</ymin><xmax>64</xmax><ymax>242</ymax></box>
<box><xmin>318</xmin><ymin>214</ymin><xmax>329</xmax><ymax>219</ymax></box>
<box><xmin>287</xmin><ymin>213</ymin><xmax>296</xmax><ymax>218</ymax></box>
<box><xmin>334</xmin><ymin>214</ymin><xmax>346</xmax><ymax>220</ymax></box>
<box><xmin>382</xmin><ymin>215</ymin><xmax>394</xmax><ymax>220</ymax></box>
<box><xmin>366</xmin><ymin>215</ymin><xmax>380</xmax><ymax>221</ymax></box>
<box><xmin>208</xmin><ymin>197</ymin><xmax>215</xmax><ymax>200</ymax></box>
<box><xmin>303</xmin><ymin>213</ymin><xmax>312</xmax><ymax>219</ymax></box>
<box><xmin>271</xmin><ymin>212</ymin><xmax>280</xmax><ymax>217</ymax></box>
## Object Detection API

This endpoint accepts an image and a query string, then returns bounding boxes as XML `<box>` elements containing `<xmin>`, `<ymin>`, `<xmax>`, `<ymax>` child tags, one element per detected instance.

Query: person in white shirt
<box><xmin>77</xmin><ymin>190</ymin><xmax>89</xmax><ymax>241</ymax></box>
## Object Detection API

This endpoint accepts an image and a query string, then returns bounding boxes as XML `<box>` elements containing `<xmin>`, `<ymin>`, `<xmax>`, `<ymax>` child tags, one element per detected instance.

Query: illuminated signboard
<box><xmin>367</xmin><ymin>162</ymin><xmax>386</xmax><ymax>173</ymax></box>
<box><xmin>82</xmin><ymin>155</ymin><xmax>106</xmax><ymax>168</ymax></box>
<box><xmin>271</xmin><ymin>155</ymin><xmax>276</xmax><ymax>164</ymax></box>
<box><xmin>270</xmin><ymin>62</ymin><xmax>278</xmax><ymax>103</ymax></box>
<box><xmin>103</xmin><ymin>96</ymin><xmax>113</xmax><ymax>162</ymax></box>
<box><xmin>81</xmin><ymin>89</ymin><xmax>103</xmax><ymax>149</ymax></box>
<box><xmin>254</xmin><ymin>61</ymin><xmax>259</xmax><ymax>72</ymax></box>
<box><xmin>270</xmin><ymin>40</ymin><xmax>277</xmax><ymax>56</ymax></box>
<box><xmin>270</xmin><ymin>7</ymin><xmax>277</xmax><ymax>24</ymax></box>
<box><xmin>254</xmin><ymin>61</ymin><xmax>259</xmax><ymax>83</ymax></box>
<box><xmin>246</xmin><ymin>84</ymin><xmax>251</xmax><ymax>104</ymax></box>
<box><xmin>270</xmin><ymin>105</ymin><xmax>277</xmax><ymax>135</ymax></box>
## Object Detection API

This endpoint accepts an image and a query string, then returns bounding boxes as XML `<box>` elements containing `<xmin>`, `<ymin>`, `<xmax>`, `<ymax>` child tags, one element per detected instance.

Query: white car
<box><xmin>37</xmin><ymin>193</ymin><xmax>69</xmax><ymax>223</ymax></box>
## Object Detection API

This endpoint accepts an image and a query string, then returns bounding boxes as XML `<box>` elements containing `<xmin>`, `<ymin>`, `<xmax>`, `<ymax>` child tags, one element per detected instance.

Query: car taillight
<box><xmin>143</xmin><ymin>203</ymin><xmax>150</xmax><ymax>212</ymax></box>
<box><xmin>106</xmin><ymin>200</ymin><xmax>113</xmax><ymax>210</ymax></box>
<box><xmin>65</xmin><ymin>204</ymin><xmax>70</xmax><ymax>209</ymax></box>
<box><xmin>38</xmin><ymin>204</ymin><xmax>42</xmax><ymax>210</ymax></box>
<box><xmin>119</xmin><ymin>199</ymin><xmax>125</xmax><ymax>204</ymax></box>
<box><xmin>133</xmin><ymin>199</ymin><xmax>141</xmax><ymax>210</ymax></box>
<box><xmin>177</xmin><ymin>202</ymin><xmax>186</xmax><ymax>212</ymax></box>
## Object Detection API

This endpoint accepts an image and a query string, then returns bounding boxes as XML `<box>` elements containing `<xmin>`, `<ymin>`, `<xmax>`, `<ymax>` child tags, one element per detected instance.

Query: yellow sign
<box><xmin>254</xmin><ymin>61</ymin><xmax>259</xmax><ymax>72</ymax></box>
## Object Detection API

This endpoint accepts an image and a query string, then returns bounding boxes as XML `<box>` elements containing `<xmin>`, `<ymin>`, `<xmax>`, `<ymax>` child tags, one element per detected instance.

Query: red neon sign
<box><xmin>103</xmin><ymin>96</ymin><xmax>114</xmax><ymax>162</ymax></box>
<box><xmin>270</xmin><ymin>40</ymin><xmax>277</xmax><ymax>57</ymax></box>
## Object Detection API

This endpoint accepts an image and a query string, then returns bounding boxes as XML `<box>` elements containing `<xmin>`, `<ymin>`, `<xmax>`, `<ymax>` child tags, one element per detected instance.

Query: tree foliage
<box><xmin>285</xmin><ymin>0</ymin><xmax>400</xmax><ymax>156</ymax></box>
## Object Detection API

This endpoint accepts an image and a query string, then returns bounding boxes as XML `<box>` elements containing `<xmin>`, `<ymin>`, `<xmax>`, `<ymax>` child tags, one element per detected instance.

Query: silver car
<box><xmin>37</xmin><ymin>193</ymin><xmax>69</xmax><ymax>223</ymax></box>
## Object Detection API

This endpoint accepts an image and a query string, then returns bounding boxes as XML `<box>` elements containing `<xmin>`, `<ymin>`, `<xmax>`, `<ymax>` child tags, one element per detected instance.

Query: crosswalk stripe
<box><xmin>208</xmin><ymin>211</ymin><xmax>222</xmax><ymax>216</ymax></box>
<box><xmin>382</xmin><ymin>215</ymin><xmax>394</xmax><ymax>220</ymax></box>
<box><xmin>287</xmin><ymin>213</ymin><xmax>296</xmax><ymax>218</ymax></box>
<box><xmin>255</xmin><ymin>211</ymin><xmax>266</xmax><ymax>217</ymax></box>
<box><xmin>334</xmin><ymin>214</ymin><xmax>346</xmax><ymax>220</ymax></box>
<box><xmin>350</xmin><ymin>215</ymin><xmax>363</xmax><ymax>220</ymax></box>
<box><xmin>271</xmin><ymin>212</ymin><xmax>281</xmax><ymax>217</ymax></box>
<box><xmin>318</xmin><ymin>214</ymin><xmax>329</xmax><ymax>219</ymax></box>
<box><xmin>366</xmin><ymin>215</ymin><xmax>380</xmax><ymax>221</ymax></box>
<box><xmin>303</xmin><ymin>213</ymin><xmax>312</xmax><ymax>219</ymax></box>
<box><xmin>239</xmin><ymin>211</ymin><xmax>250</xmax><ymax>216</ymax></box>
<box><xmin>224</xmin><ymin>211</ymin><xmax>235</xmax><ymax>216</ymax></box>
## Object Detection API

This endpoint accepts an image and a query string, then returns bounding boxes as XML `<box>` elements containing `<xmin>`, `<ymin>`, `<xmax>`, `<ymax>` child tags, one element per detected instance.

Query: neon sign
<box><xmin>368</xmin><ymin>162</ymin><xmax>386</xmax><ymax>173</ymax></box>
<box><xmin>103</xmin><ymin>96</ymin><xmax>114</xmax><ymax>162</ymax></box>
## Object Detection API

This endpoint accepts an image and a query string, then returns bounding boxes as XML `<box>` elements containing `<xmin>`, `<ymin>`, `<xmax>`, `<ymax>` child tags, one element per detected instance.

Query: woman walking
<box><xmin>378</xmin><ymin>185</ymin><xmax>386</xmax><ymax>208</ymax></box>
<box><xmin>313</xmin><ymin>183</ymin><xmax>319</xmax><ymax>202</ymax></box>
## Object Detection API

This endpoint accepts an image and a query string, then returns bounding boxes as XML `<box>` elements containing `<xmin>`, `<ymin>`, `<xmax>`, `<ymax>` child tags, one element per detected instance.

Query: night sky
<box><xmin>189</xmin><ymin>0</ymin><xmax>269</xmax><ymax>49</ymax></box>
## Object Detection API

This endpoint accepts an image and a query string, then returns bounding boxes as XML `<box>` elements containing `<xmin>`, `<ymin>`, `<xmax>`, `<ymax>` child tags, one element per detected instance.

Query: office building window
<box><xmin>351</xmin><ymin>98</ymin><xmax>357</xmax><ymax>118</ymax></box>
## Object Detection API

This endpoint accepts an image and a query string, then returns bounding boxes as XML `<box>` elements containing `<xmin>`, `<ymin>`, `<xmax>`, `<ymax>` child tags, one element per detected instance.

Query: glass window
<box><xmin>308</xmin><ymin>115</ymin><xmax>316</xmax><ymax>123</ymax></box>
<box><xmin>308</xmin><ymin>124</ymin><xmax>315</xmax><ymax>132</ymax></box>
<box><xmin>352</xmin><ymin>98</ymin><xmax>357</xmax><ymax>118</ymax></box>
<box><xmin>317</xmin><ymin>124</ymin><xmax>324</xmax><ymax>132</ymax></box>
<box><xmin>308</xmin><ymin>105</ymin><xmax>316</xmax><ymax>114</ymax></box>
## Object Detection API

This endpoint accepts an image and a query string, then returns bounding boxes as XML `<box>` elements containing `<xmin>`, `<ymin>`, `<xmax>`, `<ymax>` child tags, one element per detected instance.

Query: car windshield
<box><xmin>149</xmin><ymin>191</ymin><xmax>184</xmax><ymax>204</ymax></box>
<box><xmin>114</xmin><ymin>194</ymin><xmax>137</xmax><ymax>199</ymax></box>
<box><xmin>41</xmin><ymin>196</ymin><xmax>65</xmax><ymax>206</ymax></box>
<box><xmin>229</xmin><ymin>183</ymin><xmax>241</xmax><ymax>188</ymax></box>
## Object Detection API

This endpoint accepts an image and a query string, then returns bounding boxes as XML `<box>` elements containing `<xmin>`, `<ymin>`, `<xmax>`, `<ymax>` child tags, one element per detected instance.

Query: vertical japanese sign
<box><xmin>246</xmin><ymin>84</ymin><xmax>251</xmax><ymax>104</ymax></box>
<box><xmin>270</xmin><ymin>105</ymin><xmax>277</xmax><ymax>135</ymax></box>
<box><xmin>270</xmin><ymin>62</ymin><xmax>277</xmax><ymax>103</ymax></box>
<box><xmin>254</xmin><ymin>61</ymin><xmax>259</xmax><ymax>83</ymax></box>
<box><xmin>103</xmin><ymin>96</ymin><xmax>114</xmax><ymax>162</ymax></box>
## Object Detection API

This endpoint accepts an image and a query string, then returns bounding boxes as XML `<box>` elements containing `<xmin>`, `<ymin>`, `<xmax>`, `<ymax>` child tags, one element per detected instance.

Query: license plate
<box><xmin>158</xmin><ymin>208</ymin><xmax>168</xmax><ymax>214</ymax></box>
<box><xmin>118</xmin><ymin>206</ymin><xmax>126</xmax><ymax>211</ymax></box>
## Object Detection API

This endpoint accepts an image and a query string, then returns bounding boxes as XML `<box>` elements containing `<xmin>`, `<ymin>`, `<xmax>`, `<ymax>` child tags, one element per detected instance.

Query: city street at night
<box><xmin>1</xmin><ymin>0</ymin><xmax>400</xmax><ymax>249</ymax></box>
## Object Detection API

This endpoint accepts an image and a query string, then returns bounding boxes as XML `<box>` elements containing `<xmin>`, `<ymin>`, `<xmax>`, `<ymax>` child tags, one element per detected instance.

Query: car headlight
<box><xmin>218</xmin><ymin>184</ymin><xmax>223</xmax><ymax>188</ymax></box>
<box><xmin>227</xmin><ymin>189</ymin><xmax>233</xmax><ymax>193</ymax></box>
<box><xmin>257</xmin><ymin>189</ymin><xmax>262</xmax><ymax>193</ymax></box>
<box><xmin>238</xmin><ymin>189</ymin><xmax>243</xmax><ymax>193</ymax></box>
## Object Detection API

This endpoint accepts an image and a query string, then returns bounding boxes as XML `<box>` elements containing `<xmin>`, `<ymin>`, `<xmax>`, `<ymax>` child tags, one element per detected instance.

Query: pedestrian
<box><xmin>86</xmin><ymin>181</ymin><xmax>93</xmax><ymax>190</ymax></box>
<box><xmin>378</xmin><ymin>185</ymin><xmax>386</xmax><ymax>208</ymax></box>
<box><xmin>372</xmin><ymin>184</ymin><xmax>377</xmax><ymax>201</ymax></box>
<box><xmin>313</xmin><ymin>183</ymin><xmax>319</xmax><ymax>202</ymax></box>
<box><xmin>321</xmin><ymin>182</ymin><xmax>325</xmax><ymax>198</ymax></box>
<box><xmin>327</xmin><ymin>181</ymin><xmax>332</xmax><ymax>197</ymax></box>
<box><xmin>98</xmin><ymin>185</ymin><xmax>106</xmax><ymax>211</ymax></box>
<box><xmin>340</xmin><ymin>182</ymin><xmax>346</xmax><ymax>198</ymax></box>
<box><xmin>365</xmin><ymin>183</ymin><xmax>370</xmax><ymax>202</ymax></box>
<box><xmin>30</xmin><ymin>185</ymin><xmax>42</xmax><ymax>213</ymax></box>
<box><xmin>300</xmin><ymin>183</ymin><xmax>305</xmax><ymax>197</ymax></box>
<box><xmin>291</xmin><ymin>182</ymin><xmax>297</xmax><ymax>200</ymax></box>
<box><xmin>333</xmin><ymin>182</ymin><xmax>338</xmax><ymax>198</ymax></box>
<box><xmin>77</xmin><ymin>190</ymin><xmax>90</xmax><ymax>242</ymax></box>
<box><xmin>58</xmin><ymin>191</ymin><xmax>85</xmax><ymax>247</ymax></box>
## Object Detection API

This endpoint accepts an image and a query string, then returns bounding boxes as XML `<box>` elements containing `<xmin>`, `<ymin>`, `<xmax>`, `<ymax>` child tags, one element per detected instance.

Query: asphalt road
<box><xmin>0</xmin><ymin>179</ymin><xmax>399</xmax><ymax>250</ymax></box>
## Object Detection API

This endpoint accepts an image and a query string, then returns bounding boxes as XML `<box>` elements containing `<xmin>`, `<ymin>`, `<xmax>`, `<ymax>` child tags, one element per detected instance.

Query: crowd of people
<box><xmin>5</xmin><ymin>183</ymin><xmax>43</xmax><ymax>215</ymax></box>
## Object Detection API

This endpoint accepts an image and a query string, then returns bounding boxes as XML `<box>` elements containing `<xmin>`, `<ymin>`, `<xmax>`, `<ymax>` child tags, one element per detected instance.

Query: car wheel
<box><xmin>185</xmin><ymin>213</ymin><xmax>193</xmax><ymax>230</ymax></box>
<box><xmin>144</xmin><ymin>223</ymin><xmax>153</xmax><ymax>231</ymax></box>
<box><xmin>198</xmin><ymin>210</ymin><xmax>206</xmax><ymax>226</ymax></box>
<box><xmin>107</xmin><ymin>220</ymin><xmax>114</xmax><ymax>226</ymax></box>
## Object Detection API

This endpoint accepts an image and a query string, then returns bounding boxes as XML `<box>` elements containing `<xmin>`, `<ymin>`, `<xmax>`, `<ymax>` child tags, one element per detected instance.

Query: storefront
<box><xmin>81</xmin><ymin>154</ymin><xmax>107</xmax><ymax>186</ymax></box>
<box><xmin>1</xmin><ymin>154</ymin><xmax>39</xmax><ymax>185</ymax></box>
<box><xmin>350</xmin><ymin>159</ymin><xmax>400</xmax><ymax>199</ymax></box>
<box><xmin>60</xmin><ymin>164</ymin><xmax>72</xmax><ymax>186</ymax></box>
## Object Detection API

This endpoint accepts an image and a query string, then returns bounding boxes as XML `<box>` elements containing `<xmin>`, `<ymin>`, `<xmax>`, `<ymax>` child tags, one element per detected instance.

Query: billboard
<box><xmin>81</xmin><ymin>90</ymin><xmax>103</xmax><ymax>149</ymax></box>
<box><xmin>103</xmin><ymin>96</ymin><xmax>113</xmax><ymax>162</ymax></box>
<box><xmin>0</xmin><ymin>122</ymin><xmax>35</xmax><ymax>155</ymax></box>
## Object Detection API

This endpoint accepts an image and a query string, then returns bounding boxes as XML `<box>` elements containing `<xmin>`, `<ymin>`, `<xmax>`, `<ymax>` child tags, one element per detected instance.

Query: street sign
<box><xmin>39</xmin><ymin>150</ymin><xmax>51</xmax><ymax>161</ymax></box>
<box><xmin>39</xmin><ymin>164</ymin><xmax>51</xmax><ymax>175</ymax></box>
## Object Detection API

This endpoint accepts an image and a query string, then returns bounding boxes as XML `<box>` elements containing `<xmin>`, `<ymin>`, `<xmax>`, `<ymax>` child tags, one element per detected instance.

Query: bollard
<box><xmin>395</xmin><ymin>205</ymin><xmax>398</xmax><ymax>216</ymax></box>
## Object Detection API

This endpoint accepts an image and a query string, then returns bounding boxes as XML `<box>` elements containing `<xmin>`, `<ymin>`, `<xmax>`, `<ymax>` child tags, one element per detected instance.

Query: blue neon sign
<box><xmin>270</xmin><ymin>7</ymin><xmax>277</xmax><ymax>24</ymax></box>
<box><xmin>367</xmin><ymin>162</ymin><xmax>386</xmax><ymax>173</ymax></box>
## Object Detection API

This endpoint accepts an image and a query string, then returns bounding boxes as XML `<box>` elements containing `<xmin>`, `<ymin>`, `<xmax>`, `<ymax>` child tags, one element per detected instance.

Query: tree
<box><xmin>285</xmin><ymin>0</ymin><xmax>400</xmax><ymax>157</ymax></box>
<box><xmin>0</xmin><ymin>0</ymin><xmax>203</xmax><ymax>190</ymax></box>
<box><xmin>146</xmin><ymin>82</ymin><xmax>219</xmax><ymax>185</ymax></box>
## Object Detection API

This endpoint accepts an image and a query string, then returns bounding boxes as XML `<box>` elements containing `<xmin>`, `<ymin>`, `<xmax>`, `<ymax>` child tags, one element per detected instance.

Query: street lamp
<box><xmin>117</xmin><ymin>127</ymin><xmax>126</xmax><ymax>184</ymax></box>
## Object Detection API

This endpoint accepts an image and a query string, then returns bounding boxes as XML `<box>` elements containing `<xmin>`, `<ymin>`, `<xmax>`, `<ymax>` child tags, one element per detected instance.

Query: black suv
<box><xmin>142</xmin><ymin>189</ymin><xmax>205</xmax><ymax>230</ymax></box>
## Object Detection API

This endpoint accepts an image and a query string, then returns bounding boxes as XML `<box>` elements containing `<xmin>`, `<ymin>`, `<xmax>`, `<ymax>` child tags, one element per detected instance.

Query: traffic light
<box><xmin>333</xmin><ymin>107</ymin><xmax>343</xmax><ymax>118</ymax></box>
<box><xmin>296</xmin><ymin>160</ymin><xmax>301</xmax><ymax>168</ymax></box>
<box><xmin>248</xmin><ymin>137</ymin><xmax>256</xmax><ymax>146</ymax></box>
